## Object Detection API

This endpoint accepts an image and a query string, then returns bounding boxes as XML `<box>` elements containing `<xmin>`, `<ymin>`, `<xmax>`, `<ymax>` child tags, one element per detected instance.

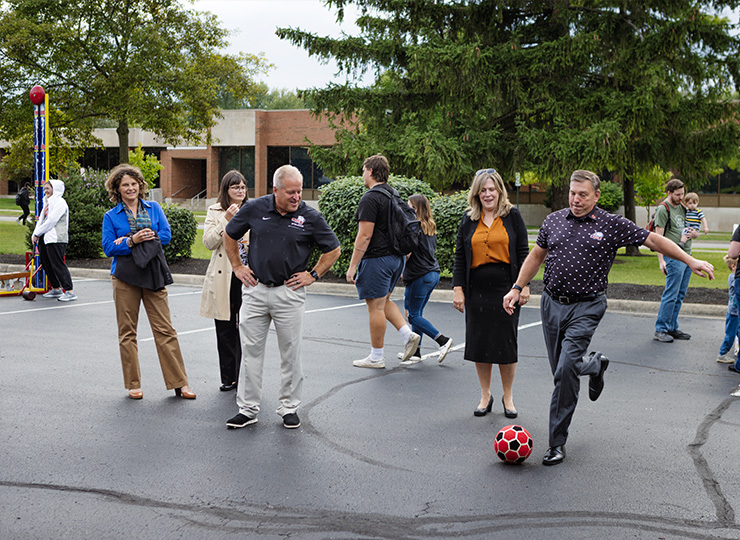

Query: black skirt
<box><xmin>464</xmin><ymin>263</ymin><xmax>519</xmax><ymax>365</ymax></box>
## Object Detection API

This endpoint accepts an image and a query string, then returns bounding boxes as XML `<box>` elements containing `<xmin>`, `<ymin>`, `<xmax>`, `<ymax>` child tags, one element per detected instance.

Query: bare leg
<box><xmin>474</xmin><ymin>362</ymin><xmax>493</xmax><ymax>409</ymax></box>
<box><xmin>366</xmin><ymin>297</ymin><xmax>389</xmax><ymax>348</ymax></box>
<box><xmin>499</xmin><ymin>363</ymin><xmax>517</xmax><ymax>411</ymax></box>
<box><xmin>384</xmin><ymin>296</ymin><xmax>407</xmax><ymax>331</ymax></box>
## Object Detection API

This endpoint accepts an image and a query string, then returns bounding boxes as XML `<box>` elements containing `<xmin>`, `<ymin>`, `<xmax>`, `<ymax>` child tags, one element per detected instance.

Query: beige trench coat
<box><xmin>199</xmin><ymin>204</ymin><xmax>248</xmax><ymax>321</ymax></box>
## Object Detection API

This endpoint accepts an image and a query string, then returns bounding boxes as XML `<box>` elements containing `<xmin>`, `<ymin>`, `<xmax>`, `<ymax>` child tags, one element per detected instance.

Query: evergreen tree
<box><xmin>278</xmin><ymin>0</ymin><xmax>740</xmax><ymax>218</ymax></box>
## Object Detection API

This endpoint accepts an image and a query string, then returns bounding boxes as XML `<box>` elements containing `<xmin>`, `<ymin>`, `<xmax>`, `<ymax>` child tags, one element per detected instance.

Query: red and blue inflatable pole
<box><xmin>29</xmin><ymin>85</ymin><xmax>47</xmax><ymax>290</ymax></box>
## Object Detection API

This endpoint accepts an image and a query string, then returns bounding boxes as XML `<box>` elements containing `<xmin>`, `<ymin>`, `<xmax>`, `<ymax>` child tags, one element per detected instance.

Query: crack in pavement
<box><xmin>2</xmin><ymin>481</ymin><xmax>740</xmax><ymax>539</ymax></box>
<box><xmin>687</xmin><ymin>398</ymin><xmax>737</xmax><ymax>525</ymax></box>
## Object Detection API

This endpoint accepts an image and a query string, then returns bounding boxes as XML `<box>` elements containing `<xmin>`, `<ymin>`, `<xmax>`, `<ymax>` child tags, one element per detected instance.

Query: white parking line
<box><xmin>142</xmin><ymin>301</ymin><xmax>367</xmax><ymax>342</ymax></box>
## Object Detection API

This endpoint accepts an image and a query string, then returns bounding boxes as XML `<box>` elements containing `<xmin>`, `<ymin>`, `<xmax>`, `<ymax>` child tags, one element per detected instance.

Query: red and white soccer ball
<box><xmin>494</xmin><ymin>424</ymin><xmax>533</xmax><ymax>464</ymax></box>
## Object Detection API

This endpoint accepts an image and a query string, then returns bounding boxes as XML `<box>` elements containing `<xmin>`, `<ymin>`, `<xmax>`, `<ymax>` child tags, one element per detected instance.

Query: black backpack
<box><xmin>373</xmin><ymin>186</ymin><xmax>421</xmax><ymax>255</ymax></box>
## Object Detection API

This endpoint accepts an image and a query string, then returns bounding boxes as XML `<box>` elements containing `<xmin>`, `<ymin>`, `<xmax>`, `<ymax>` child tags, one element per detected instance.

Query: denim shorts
<box><xmin>355</xmin><ymin>254</ymin><xmax>405</xmax><ymax>300</ymax></box>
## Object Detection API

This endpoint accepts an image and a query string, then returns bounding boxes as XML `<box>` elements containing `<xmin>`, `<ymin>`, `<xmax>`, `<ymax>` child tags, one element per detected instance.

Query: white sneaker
<box><xmin>437</xmin><ymin>338</ymin><xmax>453</xmax><ymax>363</ymax></box>
<box><xmin>57</xmin><ymin>291</ymin><xmax>77</xmax><ymax>302</ymax></box>
<box><xmin>731</xmin><ymin>386</ymin><xmax>740</xmax><ymax>397</ymax></box>
<box><xmin>400</xmin><ymin>355</ymin><xmax>422</xmax><ymax>365</ymax></box>
<box><xmin>400</xmin><ymin>332</ymin><xmax>421</xmax><ymax>363</ymax></box>
<box><xmin>353</xmin><ymin>356</ymin><xmax>385</xmax><ymax>369</ymax></box>
<box><xmin>42</xmin><ymin>288</ymin><xmax>63</xmax><ymax>298</ymax></box>
<box><xmin>717</xmin><ymin>351</ymin><xmax>736</xmax><ymax>364</ymax></box>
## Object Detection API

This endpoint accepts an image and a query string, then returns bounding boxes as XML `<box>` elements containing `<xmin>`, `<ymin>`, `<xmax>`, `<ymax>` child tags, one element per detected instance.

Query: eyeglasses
<box><xmin>229</xmin><ymin>185</ymin><xmax>247</xmax><ymax>191</ymax></box>
<box><xmin>475</xmin><ymin>168</ymin><xmax>496</xmax><ymax>176</ymax></box>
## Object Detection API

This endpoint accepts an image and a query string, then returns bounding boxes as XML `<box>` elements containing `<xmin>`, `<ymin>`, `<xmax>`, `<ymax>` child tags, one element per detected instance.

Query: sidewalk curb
<box><xmin>0</xmin><ymin>263</ymin><xmax>726</xmax><ymax>318</ymax></box>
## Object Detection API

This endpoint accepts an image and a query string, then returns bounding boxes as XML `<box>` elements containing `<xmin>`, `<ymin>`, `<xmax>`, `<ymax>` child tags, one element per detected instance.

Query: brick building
<box><xmin>0</xmin><ymin>109</ymin><xmax>338</xmax><ymax>203</ymax></box>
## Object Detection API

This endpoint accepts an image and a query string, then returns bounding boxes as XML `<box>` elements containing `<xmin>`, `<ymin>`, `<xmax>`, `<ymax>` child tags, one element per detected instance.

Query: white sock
<box><xmin>399</xmin><ymin>325</ymin><xmax>412</xmax><ymax>343</ymax></box>
<box><xmin>370</xmin><ymin>348</ymin><xmax>384</xmax><ymax>361</ymax></box>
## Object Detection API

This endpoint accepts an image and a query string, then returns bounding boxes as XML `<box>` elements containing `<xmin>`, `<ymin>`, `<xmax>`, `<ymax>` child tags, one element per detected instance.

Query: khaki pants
<box><xmin>112</xmin><ymin>276</ymin><xmax>189</xmax><ymax>390</ymax></box>
<box><xmin>236</xmin><ymin>283</ymin><xmax>306</xmax><ymax>418</ymax></box>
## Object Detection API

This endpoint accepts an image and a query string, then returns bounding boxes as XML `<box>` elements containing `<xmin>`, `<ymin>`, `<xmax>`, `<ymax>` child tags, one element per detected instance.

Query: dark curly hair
<box><xmin>105</xmin><ymin>164</ymin><xmax>148</xmax><ymax>204</ymax></box>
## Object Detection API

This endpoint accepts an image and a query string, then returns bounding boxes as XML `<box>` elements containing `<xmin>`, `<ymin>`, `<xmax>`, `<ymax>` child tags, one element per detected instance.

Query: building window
<box><xmin>267</xmin><ymin>146</ymin><xmax>333</xmax><ymax>190</ymax></box>
<box><xmin>219</xmin><ymin>147</ymin><xmax>255</xmax><ymax>188</ymax></box>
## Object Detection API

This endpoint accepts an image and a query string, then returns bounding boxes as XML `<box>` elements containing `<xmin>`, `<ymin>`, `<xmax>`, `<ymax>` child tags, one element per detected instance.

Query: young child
<box><xmin>679</xmin><ymin>192</ymin><xmax>709</xmax><ymax>247</ymax></box>
<box><xmin>717</xmin><ymin>255</ymin><xmax>738</xmax><ymax>364</ymax></box>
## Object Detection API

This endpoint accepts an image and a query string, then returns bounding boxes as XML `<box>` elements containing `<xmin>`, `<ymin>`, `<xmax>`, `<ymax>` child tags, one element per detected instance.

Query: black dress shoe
<box><xmin>729</xmin><ymin>365</ymin><xmax>740</xmax><ymax>374</ymax></box>
<box><xmin>588</xmin><ymin>352</ymin><xmax>609</xmax><ymax>402</ymax></box>
<box><xmin>502</xmin><ymin>397</ymin><xmax>518</xmax><ymax>418</ymax></box>
<box><xmin>220</xmin><ymin>382</ymin><xmax>237</xmax><ymax>391</ymax></box>
<box><xmin>542</xmin><ymin>445</ymin><xmax>566</xmax><ymax>466</ymax></box>
<box><xmin>668</xmin><ymin>329</ymin><xmax>691</xmax><ymax>340</ymax></box>
<box><xmin>474</xmin><ymin>395</ymin><xmax>493</xmax><ymax>417</ymax></box>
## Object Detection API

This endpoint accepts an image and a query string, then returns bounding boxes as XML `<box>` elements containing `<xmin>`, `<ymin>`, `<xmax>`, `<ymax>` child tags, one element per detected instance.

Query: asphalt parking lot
<box><xmin>2</xmin><ymin>271</ymin><xmax>740</xmax><ymax>539</ymax></box>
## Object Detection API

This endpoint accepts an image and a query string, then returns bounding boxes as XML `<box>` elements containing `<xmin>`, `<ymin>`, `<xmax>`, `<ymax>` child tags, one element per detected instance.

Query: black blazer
<box><xmin>451</xmin><ymin>206</ymin><xmax>529</xmax><ymax>297</ymax></box>
<box><xmin>114</xmin><ymin>236</ymin><xmax>173</xmax><ymax>291</ymax></box>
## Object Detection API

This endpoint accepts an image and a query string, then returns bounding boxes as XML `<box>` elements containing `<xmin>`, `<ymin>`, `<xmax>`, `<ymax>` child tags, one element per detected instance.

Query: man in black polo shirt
<box><xmin>503</xmin><ymin>170</ymin><xmax>714</xmax><ymax>465</ymax></box>
<box><xmin>222</xmin><ymin>165</ymin><xmax>340</xmax><ymax>430</ymax></box>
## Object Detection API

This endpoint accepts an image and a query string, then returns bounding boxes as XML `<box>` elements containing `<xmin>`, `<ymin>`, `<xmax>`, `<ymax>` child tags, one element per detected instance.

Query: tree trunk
<box><xmin>622</xmin><ymin>175</ymin><xmax>640</xmax><ymax>256</ymax></box>
<box><xmin>117</xmin><ymin>119</ymin><xmax>129</xmax><ymax>164</ymax></box>
<box><xmin>551</xmin><ymin>181</ymin><xmax>568</xmax><ymax>211</ymax></box>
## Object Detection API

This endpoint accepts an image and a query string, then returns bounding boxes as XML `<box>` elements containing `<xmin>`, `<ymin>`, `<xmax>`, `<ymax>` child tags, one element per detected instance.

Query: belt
<box><xmin>544</xmin><ymin>287</ymin><xmax>604</xmax><ymax>305</ymax></box>
<box><xmin>260</xmin><ymin>281</ymin><xmax>285</xmax><ymax>288</ymax></box>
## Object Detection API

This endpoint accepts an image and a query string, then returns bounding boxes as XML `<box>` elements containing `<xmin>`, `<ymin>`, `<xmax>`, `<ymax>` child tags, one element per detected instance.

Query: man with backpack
<box><xmin>653</xmin><ymin>178</ymin><xmax>699</xmax><ymax>343</ymax></box>
<box><xmin>346</xmin><ymin>154</ymin><xmax>421</xmax><ymax>368</ymax></box>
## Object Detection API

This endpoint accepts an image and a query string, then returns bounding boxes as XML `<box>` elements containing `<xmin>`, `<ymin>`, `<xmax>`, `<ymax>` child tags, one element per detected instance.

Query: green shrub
<box><xmin>598</xmin><ymin>181</ymin><xmax>624</xmax><ymax>213</ymax></box>
<box><xmin>128</xmin><ymin>144</ymin><xmax>163</xmax><ymax>189</ymax></box>
<box><xmin>431</xmin><ymin>190</ymin><xmax>469</xmax><ymax>273</ymax></box>
<box><xmin>318</xmin><ymin>175</ymin><xmax>451</xmax><ymax>276</ymax></box>
<box><xmin>161</xmin><ymin>203</ymin><xmax>197</xmax><ymax>263</ymax></box>
<box><xmin>26</xmin><ymin>167</ymin><xmax>113</xmax><ymax>258</ymax></box>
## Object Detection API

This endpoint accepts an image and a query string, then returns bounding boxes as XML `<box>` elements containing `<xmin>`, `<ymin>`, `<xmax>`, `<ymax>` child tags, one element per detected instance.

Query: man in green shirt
<box><xmin>654</xmin><ymin>178</ymin><xmax>699</xmax><ymax>342</ymax></box>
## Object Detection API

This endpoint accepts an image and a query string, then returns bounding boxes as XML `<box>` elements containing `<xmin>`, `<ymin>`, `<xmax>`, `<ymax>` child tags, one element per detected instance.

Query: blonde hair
<box><xmin>684</xmin><ymin>192</ymin><xmax>699</xmax><ymax>204</ymax></box>
<box><xmin>724</xmin><ymin>254</ymin><xmax>737</xmax><ymax>271</ymax></box>
<box><xmin>466</xmin><ymin>169</ymin><xmax>512</xmax><ymax>221</ymax></box>
<box><xmin>408</xmin><ymin>193</ymin><xmax>436</xmax><ymax>236</ymax></box>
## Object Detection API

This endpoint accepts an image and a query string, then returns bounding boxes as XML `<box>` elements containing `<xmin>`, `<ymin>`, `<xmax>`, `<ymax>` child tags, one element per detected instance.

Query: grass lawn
<box><xmin>1</xmin><ymin>204</ymin><xmax>730</xmax><ymax>288</ymax></box>
<box><xmin>0</xmin><ymin>221</ymin><xmax>30</xmax><ymax>254</ymax></box>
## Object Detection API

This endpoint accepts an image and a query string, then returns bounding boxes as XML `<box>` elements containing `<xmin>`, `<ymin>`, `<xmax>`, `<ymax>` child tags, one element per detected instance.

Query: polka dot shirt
<box><xmin>537</xmin><ymin>206</ymin><xmax>650</xmax><ymax>297</ymax></box>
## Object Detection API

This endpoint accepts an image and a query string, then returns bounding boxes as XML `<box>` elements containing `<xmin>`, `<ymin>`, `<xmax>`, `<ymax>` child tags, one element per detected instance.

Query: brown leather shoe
<box><xmin>174</xmin><ymin>387</ymin><xmax>196</xmax><ymax>399</ymax></box>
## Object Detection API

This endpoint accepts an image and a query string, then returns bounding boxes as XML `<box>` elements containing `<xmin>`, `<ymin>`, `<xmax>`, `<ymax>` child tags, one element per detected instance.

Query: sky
<box><xmin>189</xmin><ymin>1</ymin><xmax>740</xmax><ymax>93</ymax></box>
<box><xmin>190</xmin><ymin>0</ymin><xmax>373</xmax><ymax>91</ymax></box>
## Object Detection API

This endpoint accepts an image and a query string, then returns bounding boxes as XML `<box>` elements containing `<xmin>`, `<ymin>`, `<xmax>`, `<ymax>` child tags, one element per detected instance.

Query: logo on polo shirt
<box><xmin>590</xmin><ymin>231</ymin><xmax>604</xmax><ymax>241</ymax></box>
<box><xmin>290</xmin><ymin>215</ymin><xmax>306</xmax><ymax>229</ymax></box>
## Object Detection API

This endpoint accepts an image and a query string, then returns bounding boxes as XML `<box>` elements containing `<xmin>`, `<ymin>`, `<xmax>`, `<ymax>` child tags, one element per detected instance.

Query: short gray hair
<box><xmin>273</xmin><ymin>165</ymin><xmax>302</xmax><ymax>189</ymax></box>
<box><xmin>570</xmin><ymin>170</ymin><xmax>600</xmax><ymax>192</ymax></box>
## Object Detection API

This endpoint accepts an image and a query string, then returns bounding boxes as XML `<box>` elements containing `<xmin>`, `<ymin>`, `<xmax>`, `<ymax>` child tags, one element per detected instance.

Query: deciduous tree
<box><xmin>0</xmin><ymin>0</ymin><xmax>270</xmax><ymax>164</ymax></box>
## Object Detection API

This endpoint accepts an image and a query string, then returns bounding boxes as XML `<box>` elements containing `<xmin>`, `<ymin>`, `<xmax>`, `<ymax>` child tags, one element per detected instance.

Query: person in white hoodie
<box><xmin>31</xmin><ymin>179</ymin><xmax>76</xmax><ymax>302</ymax></box>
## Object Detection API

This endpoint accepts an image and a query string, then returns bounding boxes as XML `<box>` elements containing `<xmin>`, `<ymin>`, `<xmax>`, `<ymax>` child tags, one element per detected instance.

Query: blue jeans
<box><xmin>655</xmin><ymin>257</ymin><xmax>692</xmax><ymax>333</ymax></box>
<box><xmin>403</xmin><ymin>271</ymin><xmax>440</xmax><ymax>346</ymax></box>
<box><xmin>719</xmin><ymin>309</ymin><xmax>738</xmax><ymax>356</ymax></box>
<box><xmin>734</xmin><ymin>284</ymin><xmax>740</xmax><ymax>371</ymax></box>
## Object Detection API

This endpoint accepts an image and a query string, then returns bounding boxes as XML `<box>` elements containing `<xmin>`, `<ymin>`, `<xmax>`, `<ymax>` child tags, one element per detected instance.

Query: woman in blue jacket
<box><xmin>102</xmin><ymin>164</ymin><xmax>195</xmax><ymax>401</ymax></box>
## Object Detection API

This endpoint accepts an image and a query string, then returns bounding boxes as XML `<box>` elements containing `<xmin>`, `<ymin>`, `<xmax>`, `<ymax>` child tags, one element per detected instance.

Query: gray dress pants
<box><xmin>540</xmin><ymin>293</ymin><xmax>608</xmax><ymax>447</ymax></box>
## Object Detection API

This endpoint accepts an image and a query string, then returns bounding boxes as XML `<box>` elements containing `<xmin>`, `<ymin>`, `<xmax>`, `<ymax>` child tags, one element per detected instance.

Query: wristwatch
<box><xmin>310</xmin><ymin>270</ymin><xmax>319</xmax><ymax>281</ymax></box>
<box><xmin>511</xmin><ymin>284</ymin><xmax>523</xmax><ymax>292</ymax></box>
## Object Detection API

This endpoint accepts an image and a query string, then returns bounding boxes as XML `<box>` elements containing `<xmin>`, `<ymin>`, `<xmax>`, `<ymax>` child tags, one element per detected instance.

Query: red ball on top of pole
<box><xmin>29</xmin><ymin>85</ymin><xmax>45</xmax><ymax>106</ymax></box>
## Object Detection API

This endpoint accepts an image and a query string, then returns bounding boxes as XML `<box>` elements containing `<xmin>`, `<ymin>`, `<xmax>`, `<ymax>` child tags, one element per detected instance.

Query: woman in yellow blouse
<box><xmin>452</xmin><ymin>169</ymin><xmax>530</xmax><ymax>418</ymax></box>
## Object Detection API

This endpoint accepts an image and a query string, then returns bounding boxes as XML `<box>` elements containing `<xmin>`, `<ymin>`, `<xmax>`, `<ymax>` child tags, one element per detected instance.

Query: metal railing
<box><xmin>190</xmin><ymin>189</ymin><xmax>207</xmax><ymax>209</ymax></box>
